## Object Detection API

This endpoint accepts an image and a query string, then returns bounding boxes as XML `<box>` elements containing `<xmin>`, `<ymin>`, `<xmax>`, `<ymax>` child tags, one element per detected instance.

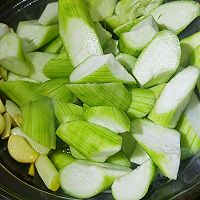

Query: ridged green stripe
<box><xmin>0</xmin><ymin>81</ymin><xmax>41</xmax><ymax>107</ymax></box>
<box><xmin>54</xmin><ymin>101</ymin><xmax>84</xmax><ymax>124</ymax></box>
<box><xmin>127</xmin><ymin>88</ymin><xmax>156</xmax><ymax>118</ymax></box>
<box><xmin>43</xmin><ymin>51</ymin><xmax>73</xmax><ymax>79</ymax></box>
<box><xmin>84</xmin><ymin>106</ymin><xmax>130</xmax><ymax>133</ymax></box>
<box><xmin>22</xmin><ymin>99</ymin><xmax>56</xmax><ymax>148</ymax></box>
<box><xmin>177</xmin><ymin>114</ymin><xmax>200</xmax><ymax>159</ymax></box>
<box><xmin>67</xmin><ymin>83</ymin><xmax>131</xmax><ymax>111</ymax></box>
<box><xmin>56</xmin><ymin>121</ymin><xmax>122</xmax><ymax>162</ymax></box>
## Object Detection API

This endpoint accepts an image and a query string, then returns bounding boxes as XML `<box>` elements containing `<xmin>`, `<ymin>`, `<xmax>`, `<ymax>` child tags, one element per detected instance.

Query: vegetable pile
<box><xmin>0</xmin><ymin>0</ymin><xmax>200</xmax><ymax>199</ymax></box>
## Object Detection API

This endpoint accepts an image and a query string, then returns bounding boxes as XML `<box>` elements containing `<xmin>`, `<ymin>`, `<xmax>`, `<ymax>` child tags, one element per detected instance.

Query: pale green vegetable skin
<box><xmin>151</xmin><ymin>1</ymin><xmax>200</xmax><ymax>35</ymax></box>
<box><xmin>0</xmin><ymin>32</ymin><xmax>32</xmax><ymax>76</ymax></box>
<box><xmin>54</xmin><ymin>101</ymin><xmax>84</xmax><ymax>124</ymax></box>
<box><xmin>190</xmin><ymin>45</ymin><xmax>200</xmax><ymax>68</ymax></box>
<box><xmin>41</xmin><ymin>36</ymin><xmax>63</xmax><ymax>54</ymax></box>
<box><xmin>113</xmin><ymin>16</ymin><xmax>145</xmax><ymax>37</ymax></box>
<box><xmin>148</xmin><ymin>66</ymin><xmax>200</xmax><ymax>128</ymax></box>
<box><xmin>114</xmin><ymin>0</ymin><xmax>163</xmax><ymax>30</ymax></box>
<box><xmin>93</xmin><ymin>22</ymin><xmax>112</xmax><ymax>48</ymax></box>
<box><xmin>17</xmin><ymin>20</ymin><xmax>59</xmax><ymax>53</ymax></box>
<box><xmin>37</xmin><ymin>78</ymin><xmax>73</xmax><ymax>102</ymax></box>
<box><xmin>37</xmin><ymin>78</ymin><xmax>68</xmax><ymax>93</ymax></box>
<box><xmin>0</xmin><ymin>23</ymin><xmax>10</xmax><ymax>38</ymax></box>
<box><xmin>77</xmin><ymin>148</ymin><xmax>128</xmax><ymax>175</ymax></box>
<box><xmin>0</xmin><ymin>81</ymin><xmax>41</xmax><ymax>107</ymax></box>
<box><xmin>149</xmin><ymin>83</ymin><xmax>166</xmax><ymax>99</ymax></box>
<box><xmin>107</xmin><ymin>151</ymin><xmax>131</xmax><ymax>167</ymax></box>
<box><xmin>103</xmin><ymin>39</ymin><xmax>119</xmax><ymax>56</ymax></box>
<box><xmin>85</xmin><ymin>0</ymin><xmax>118</xmax><ymax>22</ymax></box>
<box><xmin>38</xmin><ymin>2</ymin><xmax>58</xmax><ymax>25</ymax></box>
<box><xmin>59</xmin><ymin>0</ymin><xmax>103</xmax><ymax>67</ymax></box>
<box><xmin>51</xmin><ymin>151</ymin><xmax>75</xmax><ymax>170</ymax></box>
<box><xmin>130</xmin><ymin>143</ymin><xmax>150</xmax><ymax>165</ymax></box>
<box><xmin>22</xmin><ymin>99</ymin><xmax>56</xmax><ymax>149</ymax></box>
<box><xmin>112</xmin><ymin>159</ymin><xmax>155</xmax><ymax>200</ymax></box>
<box><xmin>127</xmin><ymin>88</ymin><xmax>156</xmax><ymax>119</ymax></box>
<box><xmin>120</xmin><ymin>132</ymin><xmax>136</xmax><ymax>158</ymax></box>
<box><xmin>70</xmin><ymin>146</ymin><xmax>86</xmax><ymax>159</ymax></box>
<box><xmin>25</xmin><ymin>52</ymin><xmax>56</xmax><ymax>82</ymax></box>
<box><xmin>56</xmin><ymin>120</ymin><xmax>122</xmax><ymax>162</ymax></box>
<box><xmin>67</xmin><ymin>83</ymin><xmax>131</xmax><ymax>111</ymax></box>
<box><xmin>35</xmin><ymin>155</ymin><xmax>60</xmax><ymax>191</ymax></box>
<box><xmin>118</xmin><ymin>16</ymin><xmax>159</xmax><ymax>57</ymax></box>
<box><xmin>115</xmin><ymin>0</ymin><xmax>164</xmax><ymax>17</ymax></box>
<box><xmin>84</xmin><ymin>106</ymin><xmax>130</xmax><ymax>133</ymax></box>
<box><xmin>177</xmin><ymin>93</ymin><xmax>200</xmax><ymax>160</ymax></box>
<box><xmin>115</xmin><ymin>53</ymin><xmax>136</xmax><ymax>73</ymax></box>
<box><xmin>0</xmin><ymin>114</ymin><xmax>5</xmax><ymax>135</ymax></box>
<box><xmin>132</xmin><ymin>30</ymin><xmax>181</xmax><ymax>88</ymax></box>
<box><xmin>91</xmin><ymin>161</ymin><xmax>131</xmax><ymax>178</ymax></box>
<box><xmin>103</xmin><ymin>15</ymin><xmax>130</xmax><ymax>31</ymax></box>
<box><xmin>132</xmin><ymin>119</ymin><xmax>181</xmax><ymax>180</ymax></box>
<box><xmin>7</xmin><ymin>72</ymin><xmax>38</xmax><ymax>83</ymax></box>
<box><xmin>180</xmin><ymin>31</ymin><xmax>200</xmax><ymax>67</ymax></box>
<box><xmin>43</xmin><ymin>50</ymin><xmax>73</xmax><ymax>79</ymax></box>
<box><xmin>69</xmin><ymin>54</ymin><xmax>136</xmax><ymax>84</ymax></box>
